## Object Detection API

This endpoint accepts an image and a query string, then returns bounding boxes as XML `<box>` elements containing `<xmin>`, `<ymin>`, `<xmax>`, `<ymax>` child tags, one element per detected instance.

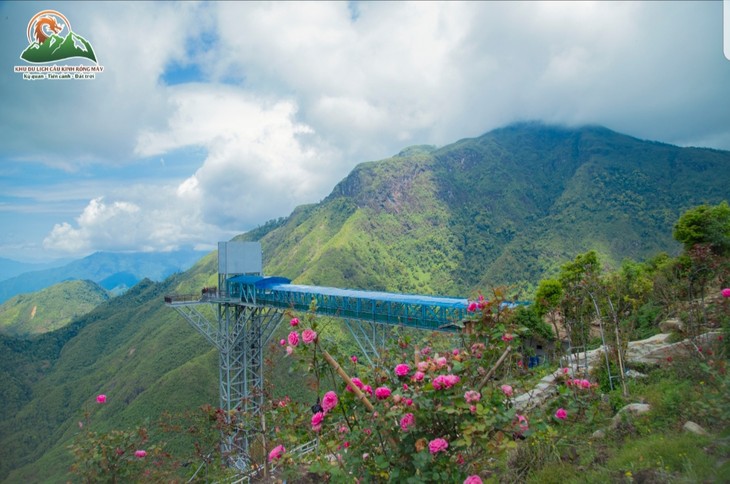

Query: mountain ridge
<box><xmin>248</xmin><ymin>122</ymin><xmax>729</xmax><ymax>295</ymax></box>
<box><xmin>0</xmin><ymin>249</ymin><xmax>208</xmax><ymax>304</ymax></box>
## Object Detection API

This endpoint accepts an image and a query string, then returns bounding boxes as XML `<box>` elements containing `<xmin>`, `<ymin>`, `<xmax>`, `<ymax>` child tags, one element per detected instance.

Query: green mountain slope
<box><xmin>0</xmin><ymin>272</ymin><xmax>220</xmax><ymax>482</ymax></box>
<box><xmin>250</xmin><ymin>123</ymin><xmax>730</xmax><ymax>296</ymax></box>
<box><xmin>0</xmin><ymin>280</ymin><xmax>110</xmax><ymax>336</ymax></box>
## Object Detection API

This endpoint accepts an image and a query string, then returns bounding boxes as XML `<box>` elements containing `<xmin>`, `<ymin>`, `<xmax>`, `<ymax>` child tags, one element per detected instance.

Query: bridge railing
<box><xmin>163</xmin><ymin>293</ymin><xmax>201</xmax><ymax>304</ymax></box>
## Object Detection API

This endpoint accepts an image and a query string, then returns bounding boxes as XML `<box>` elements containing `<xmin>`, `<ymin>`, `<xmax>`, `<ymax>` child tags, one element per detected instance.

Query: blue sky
<box><xmin>1</xmin><ymin>1</ymin><xmax>729</xmax><ymax>262</ymax></box>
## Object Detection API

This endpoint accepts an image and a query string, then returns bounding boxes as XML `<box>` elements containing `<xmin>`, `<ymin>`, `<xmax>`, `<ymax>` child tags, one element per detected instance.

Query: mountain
<box><xmin>0</xmin><ymin>257</ymin><xmax>69</xmax><ymax>282</ymax></box>
<box><xmin>20</xmin><ymin>32</ymin><xmax>97</xmax><ymax>63</ymax></box>
<box><xmin>0</xmin><ymin>280</ymin><xmax>109</xmax><ymax>336</ymax></box>
<box><xmin>250</xmin><ymin>123</ymin><xmax>730</xmax><ymax>296</ymax></box>
<box><xmin>0</xmin><ymin>249</ymin><xmax>208</xmax><ymax>304</ymax></box>
<box><xmin>1</xmin><ymin>123</ymin><xmax>730</xmax><ymax>481</ymax></box>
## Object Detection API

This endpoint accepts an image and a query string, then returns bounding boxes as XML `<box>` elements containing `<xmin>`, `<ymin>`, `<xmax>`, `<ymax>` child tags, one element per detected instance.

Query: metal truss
<box><xmin>343</xmin><ymin>318</ymin><xmax>388</xmax><ymax>366</ymax></box>
<box><xmin>169</xmin><ymin>299</ymin><xmax>283</xmax><ymax>469</ymax></box>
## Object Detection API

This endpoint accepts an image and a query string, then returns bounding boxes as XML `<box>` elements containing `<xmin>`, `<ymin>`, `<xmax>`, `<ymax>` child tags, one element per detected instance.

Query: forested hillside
<box><xmin>252</xmin><ymin>123</ymin><xmax>730</xmax><ymax>295</ymax></box>
<box><xmin>0</xmin><ymin>280</ymin><xmax>109</xmax><ymax>336</ymax></box>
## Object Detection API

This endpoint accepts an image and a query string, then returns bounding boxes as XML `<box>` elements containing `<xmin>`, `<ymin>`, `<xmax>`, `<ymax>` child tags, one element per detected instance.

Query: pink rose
<box><xmin>722</xmin><ymin>288</ymin><xmax>730</xmax><ymax>298</ymax></box>
<box><xmin>287</xmin><ymin>331</ymin><xmax>299</xmax><ymax>346</ymax></box>
<box><xmin>452</xmin><ymin>349</ymin><xmax>459</xmax><ymax>356</ymax></box>
<box><xmin>444</xmin><ymin>374</ymin><xmax>460</xmax><ymax>387</ymax></box>
<box><xmin>433</xmin><ymin>374</ymin><xmax>460</xmax><ymax>390</ymax></box>
<box><xmin>464</xmin><ymin>476</ymin><xmax>483</xmax><ymax>484</ymax></box>
<box><xmin>394</xmin><ymin>363</ymin><xmax>410</xmax><ymax>377</ymax></box>
<box><xmin>464</xmin><ymin>390</ymin><xmax>481</xmax><ymax>403</ymax></box>
<box><xmin>555</xmin><ymin>408</ymin><xmax>567</xmax><ymax>420</ymax></box>
<box><xmin>96</xmin><ymin>394</ymin><xmax>107</xmax><ymax>404</ymax></box>
<box><xmin>467</xmin><ymin>301</ymin><xmax>478</xmax><ymax>312</ymax></box>
<box><xmin>399</xmin><ymin>413</ymin><xmax>415</xmax><ymax>432</ymax></box>
<box><xmin>375</xmin><ymin>386</ymin><xmax>391</xmax><ymax>400</ymax></box>
<box><xmin>134</xmin><ymin>450</ymin><xmax>147</xmax><ymax>458</ymax></box>
<box><xmin>417</xmin><ymin>361</ymin><xmax>430</xmax><ymax>372</ymax></box>
<box><xmin>500</xmin><ymin>385</ymin><xmax>513</xmax><ymax>397</ymax></box>
<box><xmin>302</xmin><ymin>328</ymin><xmax>317</xmax><ymax>344</ymax></box>
<box><xmin>470</xmin><ymin>405</ymin><xmax>476</xmax><ymax>413</ymax></box>
<box><xmin>286</xmin><ymin>345</ymin><xmax>293</xmax><ymax>356</ymax></box>
<box><xmin>279</xmin><ymin>339</ymin><xmax>286</xmax><ymax>346</ymax></box>
<box><xmin>428</xmin><ymin>437</ymin><xmax>449</xmax><ymax>454</ymax></box>
<box><xmin>346</xmin><ymin>377</ymin><xmax>364</xmax><ymax>392</ymax></box>
<box><xmin>311</xmin><ymin>411</ymin><xmax>324</xmax><ymax>431</ymax></box>
<box><xmin>363</xmin><ymin>385</ymin><xmax>373</xmax><ymax>396</ymax></box>
<box><xmin>436</xmin><ymin>356</ymin><xmax>448</xmax><ymax>368</ymax></box>
<box><xmin>516</xmin><ymin>414</ymin><xmax>529</xmax><ymax>432</ymax></box>
<box><xmin>268</xmin><ymin>444</ymin><xmax>285</xmax><ymax>461</ymax></box>
<box><xmin>413</xmin><ymin>371</ymin><xmax>425</xmax><ymax>382</ymax></box>
<box><xmin>351</xmin><ymin>355</ymin><xmax>358</xmax><ymax>363</ymax></box>
<box><xmin>501</xmin><ymin>333</ymin><xmax>514</xmax><ymax>342</ymax></box>
<box><xmin>290</xmin><ymin>317</ymin><xmax>299</xmax><ymax>326</ymax></box>
<box><xmin>322</xmin><ymin>391</ymin><xmax>338</xmax><ymax>413</ymax></box>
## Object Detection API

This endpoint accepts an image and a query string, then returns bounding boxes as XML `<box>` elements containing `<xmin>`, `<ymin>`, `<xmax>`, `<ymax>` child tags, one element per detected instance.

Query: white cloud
<box><xmin>42</xmin><ymin>190</ymin><xmax>224</xmax><ymax>255</ymax></box>
<box><xmin>0</xmin><ymin>1</ymin><xmax>211</xmax><ymax>167</ymax></box>
<box><xmin>136</xmin><ymin>84</ymin><xmax>341</xmax><ymax>231</ymax></box>
<box><xmin>2</xmin><ymin>1</ymin><xmax>728</xmax><ymax>260</ymax></box>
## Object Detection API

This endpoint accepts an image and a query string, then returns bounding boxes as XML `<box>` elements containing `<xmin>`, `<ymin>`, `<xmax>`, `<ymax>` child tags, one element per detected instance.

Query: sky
<box><xmin>0</xmin><ymin>1</ymin><xmax>729</xmax><ymax>262</ymax></box>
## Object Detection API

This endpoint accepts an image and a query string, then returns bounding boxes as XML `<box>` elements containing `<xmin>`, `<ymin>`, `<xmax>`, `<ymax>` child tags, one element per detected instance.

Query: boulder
<box><xmin>659</xmin><ymin>318</ymin><xmax>685</xmax><ymax>334</ymax></box>
<box><xmin>683</xmin><ymin>421</ymin><xmax>709</xmax><ymax>436</ymax></box>
<box><xmin>610</xmin><ymin>403</ymin><xmax>651</xmax><ymax>429</ymax></box>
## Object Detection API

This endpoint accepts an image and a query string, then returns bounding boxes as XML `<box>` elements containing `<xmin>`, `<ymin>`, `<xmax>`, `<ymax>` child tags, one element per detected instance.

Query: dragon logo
<box><xmin>20</xmin><ymin>10</ymin><xmax>97</xmax><ymax>64</ymax></box>
<box><xmin>28</xmin><ymin>10</ymin><xmax>69</xmax><ymax>45</ymax></box>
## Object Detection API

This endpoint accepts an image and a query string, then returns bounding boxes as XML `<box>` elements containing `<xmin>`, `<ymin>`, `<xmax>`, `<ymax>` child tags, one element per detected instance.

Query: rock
<box><xmin>659</xmin><ymin>318</ymin><xmax>685</xmax><ymax>334</ymax></box>
<box><xmin>683</xmin><ymin>421</ymin><xmax>709</xmax><ymax>436</ymax></box>
<box><xmin>626</xmin><ymin>333</ymin><xmax>686</xmax><ymax>365</ymax></box>
<box><xmin>610</xmin><ymin>403</ymin><xmax>651</xmax><ymax>428</ymax></box>
<box><xmin>624</xmin><ymin>369</ymin><xmax>648</xmax><ymax>379</ymax></box>
<box><xmin>591</xmin><ymin>429</ymin><xmax>606</xmax><ymax>439</ymax></box>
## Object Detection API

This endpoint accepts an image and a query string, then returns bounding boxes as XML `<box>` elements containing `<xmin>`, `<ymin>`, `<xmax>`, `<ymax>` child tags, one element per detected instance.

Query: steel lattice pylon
<box><xmin>170</xmin><ymin>298</ymin><xmax>282</xmax><ymax>470</ymax></box>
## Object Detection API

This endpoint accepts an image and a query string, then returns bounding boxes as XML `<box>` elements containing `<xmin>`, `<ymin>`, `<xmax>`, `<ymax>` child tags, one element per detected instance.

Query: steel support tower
<box><xmin>165</xmin><ymin>242</ymin><xmax>281</xmax><ymax>469</ymax></box>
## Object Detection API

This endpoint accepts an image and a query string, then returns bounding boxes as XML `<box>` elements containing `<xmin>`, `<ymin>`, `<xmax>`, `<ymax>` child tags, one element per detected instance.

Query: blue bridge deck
<box><xmin>226</xmin><ymin>275</ymin><xmax>470</xmax><ymax>332</ymax></box>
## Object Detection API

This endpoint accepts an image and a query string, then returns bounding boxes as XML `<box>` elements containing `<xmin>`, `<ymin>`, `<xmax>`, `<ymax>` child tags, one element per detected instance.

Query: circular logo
<box><xmin>27</xmin><ymin>10</ymin><xmax>71</xmax><ymax>45</ymax></box>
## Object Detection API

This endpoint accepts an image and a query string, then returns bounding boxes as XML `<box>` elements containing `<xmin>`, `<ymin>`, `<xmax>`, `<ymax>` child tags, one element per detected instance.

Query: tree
<box><xmin>673</xmin><ymin>201</ymin><xmax>730</xmax><ymax>255</ymax></box>
<box><xmin>534</xmin><ymin>278</ymin><xmax>563</xmax><ymax>343</ymax></box>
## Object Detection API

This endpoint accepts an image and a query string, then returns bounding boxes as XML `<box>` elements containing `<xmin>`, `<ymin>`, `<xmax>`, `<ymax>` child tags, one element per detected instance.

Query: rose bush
<box><xmin>264</xmin><ymin>289</ymin><xmax>547</xmax><ymax>482</ymax></box>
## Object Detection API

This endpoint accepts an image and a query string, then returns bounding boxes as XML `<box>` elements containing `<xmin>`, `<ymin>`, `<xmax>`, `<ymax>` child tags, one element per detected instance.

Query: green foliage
<box><xmin>534</xmin><ymin>279</ymin><xmax>562</xmax><ymax>318</ymax></box>
<box><xmin>512</xmin><ymin>306</ymin><xmax>554</xmax><ymax>341</ymax></box>
<box><xmin>0</xmin><ymin>279</ymin><xmax>109</xmax><ymax>336</ymax></box>
<box><xmin>673</xmin><ymin>200</ymin><xmax>730</xmax><ymax>255</ymax></box>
